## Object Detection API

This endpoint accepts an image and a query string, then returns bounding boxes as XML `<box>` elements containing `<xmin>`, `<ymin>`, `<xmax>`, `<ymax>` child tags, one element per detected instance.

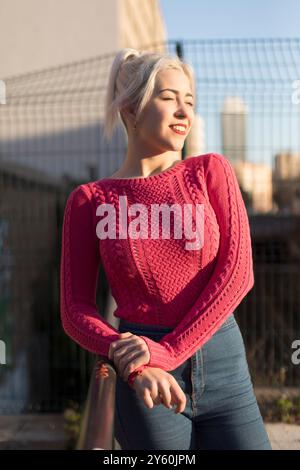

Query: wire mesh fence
<box><xmin>0</xmin><ymin>38</ymin><xmax>300</xmax><ymax>412</ymax></box>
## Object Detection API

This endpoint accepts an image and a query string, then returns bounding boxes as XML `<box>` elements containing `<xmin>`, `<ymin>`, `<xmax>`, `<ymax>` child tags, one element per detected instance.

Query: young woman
<box><xmin>60</xmin><ymin>48</ymin><xmax>272</xmax><ymax>450</ymax></box>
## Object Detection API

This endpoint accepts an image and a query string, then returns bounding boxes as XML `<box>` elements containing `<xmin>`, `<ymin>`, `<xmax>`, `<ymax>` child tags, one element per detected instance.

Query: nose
<box><xmin>174</xmin><ymin>111</ymin><xmax>189</xmax><ymax>127</ymax></box>
<box><xmin>175</xmin><ymin>103</ymin><xmax>190</xmax><ymax>119</ymax></box>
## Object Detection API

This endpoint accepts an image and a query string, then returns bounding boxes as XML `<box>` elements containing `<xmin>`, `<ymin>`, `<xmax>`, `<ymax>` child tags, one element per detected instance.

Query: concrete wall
<box><xmin>0</xmin><ymin>0</ymin><xmax>166</xmax><ymax>79</ymax></box>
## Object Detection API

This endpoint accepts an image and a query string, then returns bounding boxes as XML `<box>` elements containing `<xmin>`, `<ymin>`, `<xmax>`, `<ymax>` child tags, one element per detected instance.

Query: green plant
<box><xmin>63</xmin><ymin>401</ymin><xmax>82</xmax><ymax>449</ymax></box>
<box><xmin>294</xmin><ymin>398</ymin><xmax>300</xmax><ymax>418</ymax></box>
<box><xmin>257</xmin><ymin>391</ymin><xmax>300</xmax><ymax>424</ymax></box>
<box><xmin>276</xmin><ymin>395</ymin><xmax>294</xmax><ymax>423</ymax></box>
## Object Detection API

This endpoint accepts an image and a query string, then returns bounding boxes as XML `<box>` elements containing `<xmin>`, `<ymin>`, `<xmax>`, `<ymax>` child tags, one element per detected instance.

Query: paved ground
<box><xmin>0</xmin><ymin>414</ymin><xmax>66</xmax><ymax>450</ymax></box>
<box><xmin>265</xmin><ymin>423</ymin><xmax>300</xmax><ymax>450</ymax></box>
<box><xmin>0</xmin><ymin>414</ymin><xmax>299</xmax><ymax>450</ymax></box>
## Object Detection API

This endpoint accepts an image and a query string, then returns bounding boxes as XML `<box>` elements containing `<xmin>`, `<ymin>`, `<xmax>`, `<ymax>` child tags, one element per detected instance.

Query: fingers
<box><xmin>108</xmin><ymin>334</ymin><xmax>138</xmax><ymax>360</ymax></box>
<box><xmin>114</xmin><ymin>346</ymin><xmax>140</xmax><ymax>371</ymax></box>
<box><xmin>133</xmin><ymin>370</ymin><xmax>186</xmax><ymax>414</ymax></box>
<box><xmin>170</xmin><ymin>384</ymin><xmax>187</xmax><ymax>414</ymax></box>
<box><xmin>108</xmin><ymin>337</ymin><xmax>130</xmax><ymax>360</ymax></box>
<box><xmin>119</xmin><ymin>332</ymin><xmax>133</xmax><ymax>338</ymax></box>
<box><xmin>151</xmin><ymin>382</ymin><xmax>183</xmax><ymax>413</ymax></box>
<box><xmin>111</xmin><ymin>347</ymin><xmax>147</xmax><ymax>380</ymax></box>
<box><xmin>109</xmin><ymin>342</ymin><xmax>126</xmax><ymax>361</ymax></box>
<box><xmin>152</xmin><ymin>392</ymin><xmax>185</xmax><ymax>414</ymax></box>
<box><xmin>156</xmin><ymin>388</ymin><xmax>173</xmax><ymax>410</ymax></box>
<box><xmin>142</xmin><ymin>388</ymin><xmax>155</xmax><ymax>409</ymax></box>
<box><xmin>149</xmin><ymin>382</ymin><xmax>186</xmax><ymax>414</ymax></box>
<box><xmin>122</xmin><ymin>352</ymin><xmax>145</xmax><ymax>381</ymax></box>
<box><xmin>110</xmin><ymin>342</ymin><xmax>150</xmax><ymax>380</ymax></box>
<box><xmin>152</xmin><ymin>394</ymin><xmax>162</xmax><ymax>406</ymax></box>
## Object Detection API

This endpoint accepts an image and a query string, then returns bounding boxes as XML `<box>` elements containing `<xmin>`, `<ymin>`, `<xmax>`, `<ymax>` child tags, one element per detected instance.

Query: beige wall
<box><xmin>0</xmin><ymin>0</ymin><xmax>166</xmax><ymax>79</ymax></box>
<box><xmin>120</xmin><ymin>0</ymin><xmax>166</xmax><ymax>48</ymax></box>
<box><xmin>0</xmin><ymin>0</ymin><xmax>168</xmax><ymax>181</ymax></box>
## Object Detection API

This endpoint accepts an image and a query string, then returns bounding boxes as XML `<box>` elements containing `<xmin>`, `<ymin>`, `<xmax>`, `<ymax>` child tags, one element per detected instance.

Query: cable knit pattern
<box><xmin>60</xmin><ymin>153</ymin><xmax>254</xmax><ymax>384</ymax></box>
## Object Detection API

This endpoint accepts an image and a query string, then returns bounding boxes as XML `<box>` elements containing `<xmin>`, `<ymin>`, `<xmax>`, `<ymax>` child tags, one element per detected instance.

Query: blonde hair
<box><xmin>103</xmin><ymin>48</ymin><xmax>196</xmax><ymax>142</ymax></box>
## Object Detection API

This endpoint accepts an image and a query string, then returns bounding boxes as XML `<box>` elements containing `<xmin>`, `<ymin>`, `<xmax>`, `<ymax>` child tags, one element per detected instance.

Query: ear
<box><xmin>121</xmin><ymin>104</ymin><xmax>136</xmax><ymax>128</ymax></box>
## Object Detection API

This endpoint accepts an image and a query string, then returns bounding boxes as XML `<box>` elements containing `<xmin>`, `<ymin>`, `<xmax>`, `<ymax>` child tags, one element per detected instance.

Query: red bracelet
<box><xmin>127</xmin><ymin>365</ymin><xmax>148</xmax><ymax>388</ymax></box>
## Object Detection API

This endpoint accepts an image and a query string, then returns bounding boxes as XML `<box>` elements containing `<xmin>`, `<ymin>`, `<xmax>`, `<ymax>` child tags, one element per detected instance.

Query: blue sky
<box><xmin>160</xmin><ymin>0</ymin><xmax>300</xmax><ymax>39</ymax></box>
<box><xmin>159</xmin><ymin>0</ymin><xmax>300</xmax><ymax>168</ymax></box>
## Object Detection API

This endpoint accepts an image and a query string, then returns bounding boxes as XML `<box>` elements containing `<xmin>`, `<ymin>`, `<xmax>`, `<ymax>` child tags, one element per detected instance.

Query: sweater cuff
<box><xmin>139</xmin><ymin>335</ymin><xmax>174</xmax><ymax>370</ymax></box>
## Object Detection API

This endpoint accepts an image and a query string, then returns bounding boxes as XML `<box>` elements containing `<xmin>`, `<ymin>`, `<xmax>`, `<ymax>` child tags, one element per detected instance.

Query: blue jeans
<box><xmin>114</xmin><ymin>313</ymin><xmax>272</xmax><ymax>450</ymax></box>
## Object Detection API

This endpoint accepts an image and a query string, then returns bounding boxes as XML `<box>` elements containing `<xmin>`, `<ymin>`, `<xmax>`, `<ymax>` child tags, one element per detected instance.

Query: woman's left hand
<box><xmin>108</xmin><ymin>332</ymin><xmax>150</xmax><ymax>382</ymax></box>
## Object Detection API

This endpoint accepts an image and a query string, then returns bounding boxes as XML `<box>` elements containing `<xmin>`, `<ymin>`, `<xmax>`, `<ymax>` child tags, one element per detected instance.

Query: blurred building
<box><xmin>274</xmin><ymin>151</ymin><xmax>300</xmax><ymax>179</ymax></box>
<box><xmin>273</xmin><ymin>152</ymin><xmax>300</xmax><ymax>214</ymax></box>
<box><xmin>185</xmin><ymin>113</ymin><xmax>206</xmax><ymax>157</ymax></box>
<box><xmin>221</xmin><ymin>96</ymin><xmax>248</xmax><ymax>165</ymax></box>
<box><xmin>232</xmin><ymin>160</ymin><xmax>273</xmax><ymax>214</ymax></box>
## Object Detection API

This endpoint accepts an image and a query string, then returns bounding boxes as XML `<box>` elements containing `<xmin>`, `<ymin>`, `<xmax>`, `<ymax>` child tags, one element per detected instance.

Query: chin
<box><xmin>166</xmin><ymin>138</ymin><xmax>184</xmax><ymax>146</ymax></box>
<box><xmin>158</xmin><ymin>137</ymin><xmax>185</xmax><ymax>152</ymax></box>
<box><xmin>170</xmin><ymin>142</ymin><xmax>185</xmax><ymax>151</ymax></box>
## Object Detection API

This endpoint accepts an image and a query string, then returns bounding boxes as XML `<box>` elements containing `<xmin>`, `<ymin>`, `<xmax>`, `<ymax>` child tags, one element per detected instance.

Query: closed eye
<box><xmin>163</xmin><ymin>98</ymin><xmax>194</xmax><ymax>107</ymax></box>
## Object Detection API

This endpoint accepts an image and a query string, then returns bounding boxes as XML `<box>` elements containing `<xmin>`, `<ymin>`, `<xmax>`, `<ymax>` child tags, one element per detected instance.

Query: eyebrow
<box><xmin>158</xmin><ymin>88</ymin><xmax>194</xmax><ymax>98</ymax></box>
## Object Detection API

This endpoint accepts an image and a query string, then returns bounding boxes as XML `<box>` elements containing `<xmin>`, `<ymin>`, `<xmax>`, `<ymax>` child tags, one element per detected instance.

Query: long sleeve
<box><xmin>138</xmin><ymin>153</ymin><xmax>254</xmax><ymax>371</ymax></box>
<box><xmin>60</xmin><ymin>184</ymin><xmax>120</xmax><ymax>356</ymax></box>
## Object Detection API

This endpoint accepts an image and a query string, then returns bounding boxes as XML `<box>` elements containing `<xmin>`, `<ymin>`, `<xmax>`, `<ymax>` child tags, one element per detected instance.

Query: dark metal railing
<box><xmin>76</xmin><ymin>358</ymin><xmax>118</xmax><ymax>450</ymax></box>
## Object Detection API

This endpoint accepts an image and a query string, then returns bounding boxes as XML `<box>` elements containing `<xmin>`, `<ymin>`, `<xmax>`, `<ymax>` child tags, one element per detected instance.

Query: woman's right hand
<box><xmin>131</xmin><ymin>367</ymin><xmax>187</xmax><ymax>414</ymax></box>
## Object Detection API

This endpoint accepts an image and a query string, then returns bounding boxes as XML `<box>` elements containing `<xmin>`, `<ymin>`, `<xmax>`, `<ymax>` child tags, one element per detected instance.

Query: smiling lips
<box><xmin>169</xmin><ymin>125</ymin><xmax>187</xmax><ymax>136</ymax></box>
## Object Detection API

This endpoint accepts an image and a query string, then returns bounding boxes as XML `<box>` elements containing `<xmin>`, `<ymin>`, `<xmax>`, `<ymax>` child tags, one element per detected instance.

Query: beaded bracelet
<box><xmin>127</xmin><ymin>365</ymin><xmax>148</xmax><ymax>388</ymax></box>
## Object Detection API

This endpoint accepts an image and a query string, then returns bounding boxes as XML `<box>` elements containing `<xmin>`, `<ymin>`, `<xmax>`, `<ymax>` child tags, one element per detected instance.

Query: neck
<box><xmin>114</xmin><ymin>151</ymin><xmax>182</xmax><ymax>179</ymax></box>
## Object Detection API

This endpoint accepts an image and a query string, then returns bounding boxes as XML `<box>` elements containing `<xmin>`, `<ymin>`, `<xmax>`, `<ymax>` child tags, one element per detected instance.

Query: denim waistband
<box><xmin>118</xmin><ymin>312</ymin><xmax>236</xmax><ymax>336</ymax></box>
<box><xmin>118</xmin><ymin>319</ymin><xmax>173</xmax><ymax>335</ymax></box>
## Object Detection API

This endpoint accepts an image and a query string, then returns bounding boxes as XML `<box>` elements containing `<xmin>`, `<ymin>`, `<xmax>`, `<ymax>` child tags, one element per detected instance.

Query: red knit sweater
<box><xmin>60</xmin><ymin>153</ymin><xmax>254</xmax><ymax>385</ymax></box>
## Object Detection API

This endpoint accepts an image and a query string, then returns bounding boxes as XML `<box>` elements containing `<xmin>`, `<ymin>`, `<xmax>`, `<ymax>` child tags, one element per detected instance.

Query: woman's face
<box><xmin>127</xmin><ymin>68</ymin><xmax>195</xmax><ymax>154</ymax></box>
